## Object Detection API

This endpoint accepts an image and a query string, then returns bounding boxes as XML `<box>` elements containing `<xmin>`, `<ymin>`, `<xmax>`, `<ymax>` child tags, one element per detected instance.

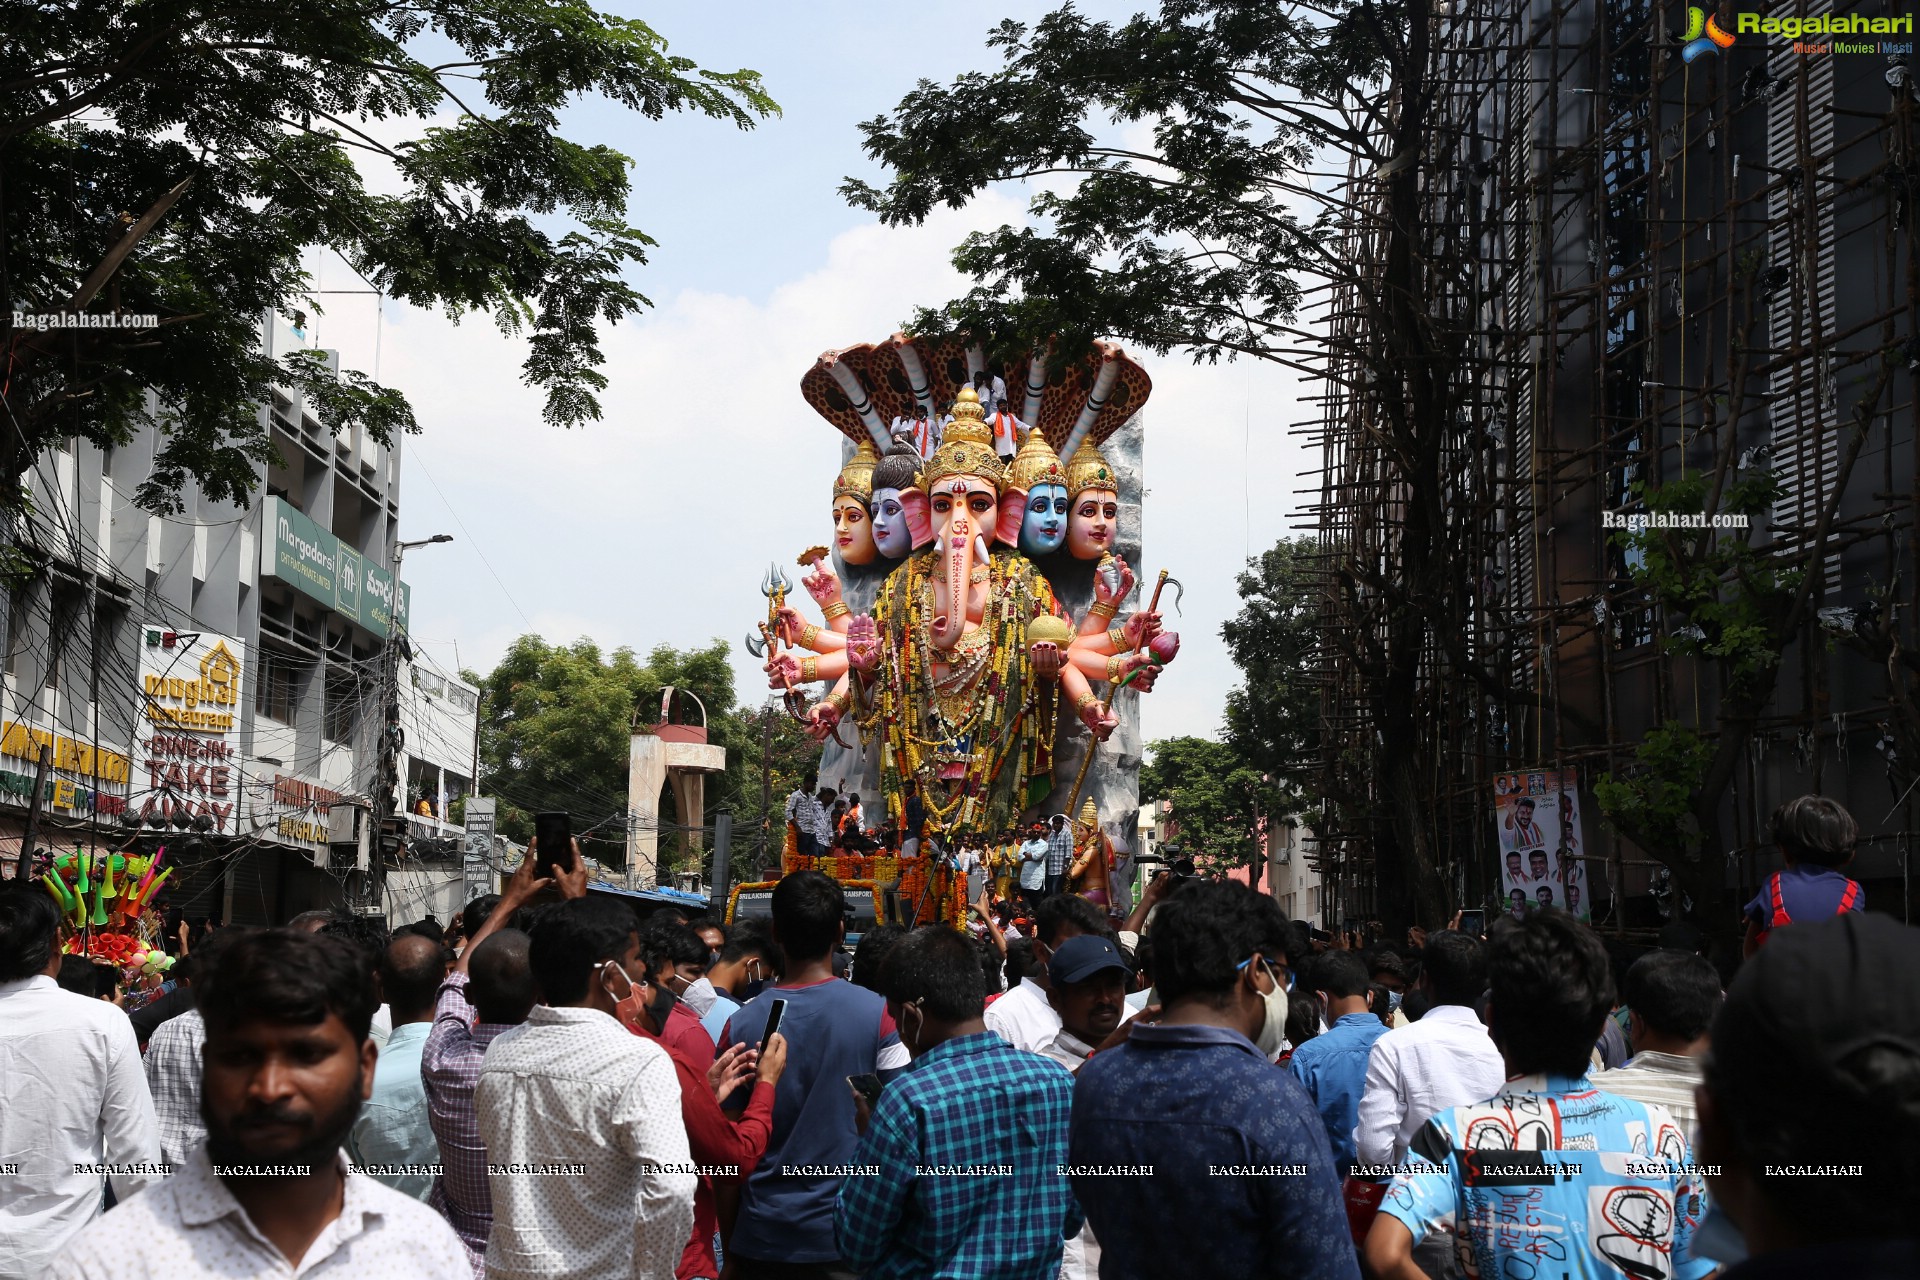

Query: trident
<box><xmin>762</xmin><ymin>563</ymin><xmax>792</xmax><ymax>639</ymax></box>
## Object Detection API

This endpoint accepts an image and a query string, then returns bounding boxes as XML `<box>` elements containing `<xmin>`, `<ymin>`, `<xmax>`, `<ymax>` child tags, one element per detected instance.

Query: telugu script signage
<box><xmin>262</xmin><ymin>497</ymin><xmax>412</xmax><ymax>638</ymax></box>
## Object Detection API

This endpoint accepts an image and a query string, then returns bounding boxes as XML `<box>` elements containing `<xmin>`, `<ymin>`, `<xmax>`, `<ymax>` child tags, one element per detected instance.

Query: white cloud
<box><xmin>304</xmin><ymin>193</ymin><xmax>1314</xmax><ymax>742</ymax></box>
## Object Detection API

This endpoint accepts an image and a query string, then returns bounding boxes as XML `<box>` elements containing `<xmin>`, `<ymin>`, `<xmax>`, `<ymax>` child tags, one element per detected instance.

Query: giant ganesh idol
<box><xmin>757</xmin><ymin>335</ymin><xmax>1175</xmax><ymax>914</ymax></box>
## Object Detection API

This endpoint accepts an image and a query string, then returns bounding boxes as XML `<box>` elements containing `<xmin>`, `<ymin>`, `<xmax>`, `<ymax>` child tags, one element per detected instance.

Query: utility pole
<box><xmin>759</xmin><ymin>699</ymin><xmax>774</xmax><ymax>867</ymax></box>
<box><xmin>712</xmin><ymin>812</ymin><xmax>732</xmax><ymax>916</ymax></box>
<box><xmin>370</xmin><ymin>534</ymin><xmax>452</xmax><ymax>920</ymax></box>
<box><xmin>16</xmin><ymin>743</ymin><xmax>52</xmax><ymax>879</ymax></box>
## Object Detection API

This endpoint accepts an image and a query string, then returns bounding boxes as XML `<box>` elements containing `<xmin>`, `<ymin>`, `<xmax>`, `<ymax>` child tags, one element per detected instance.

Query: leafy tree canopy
<box><xmin>1221</xmin><ymin>535</ymin><xmax>1319</xmax><ymax>816</ymax></box>
<box><xmin>468</xmin><ymin>635</ymin><xmax>819</xmax><ymax>884</ymax></box>
<box><xmin>842</xmin><ymin>0</ymin><xmax>1397</xmax><ymax>366</ymax></box>
<box><xmin>1140</xmin><ymin>735</ymin><xmax>1287</xmax><ymax>877</ymax></box>
<box><xmin>2</xmin><ymin>0</ymin><xmax>776</xmax><ymax>511</ymax></box>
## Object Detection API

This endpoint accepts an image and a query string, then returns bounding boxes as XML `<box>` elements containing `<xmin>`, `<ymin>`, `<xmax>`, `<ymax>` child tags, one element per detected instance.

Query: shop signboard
<box><xmin>262</xmin><ymin>497</ymin><xmax>411</xmax><ymax>638</ymax></box>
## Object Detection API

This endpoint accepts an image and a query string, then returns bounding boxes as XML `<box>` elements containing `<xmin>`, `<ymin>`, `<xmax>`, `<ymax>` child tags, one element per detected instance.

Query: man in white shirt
<box><xmin>0</xmin><ymin>882</ymin><xmax>162</xmax><ymax>1277</ymax></box>
<box><xmin>51</xmin><ymin>926</ymin><xmax>468</xmax><ymax>1280</ymax></box>
<box><xmin>1354</xmin><ymin>930</ymin><xmax>1504</xmax><ymax>1280</ymax></box>
<box><xmin>1590</xmin><ymin>948</ymin><xmax>1721</xmax><ymax>1135</ymax></box>
<box><xmin>1039</xmin><ymin>935</ymin><xmax>1130</xmax><ymax>1073</ymax></box>
<box><xmin>986</xmin><ymin>895</ymin><xmax>1126</xmax><ymax>1054</ymax></box>
<box><xmin>477</xmin><ymin>897</ymin><xmax>696</xmax><ymax>1280</ymax></box>
<box><xmin>1354</xmin><ymin>930</ymin><xmax>1506</xmax><ymax>1168</ymax></box>
<box><xmin>1016</xmin><ymin>823</ymin><xmax>1049</xmax><ymax>914</ymax></box>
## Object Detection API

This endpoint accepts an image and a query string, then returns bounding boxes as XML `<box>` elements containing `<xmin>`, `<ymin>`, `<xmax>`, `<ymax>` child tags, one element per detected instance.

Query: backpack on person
<box><xmin>1755</xmin><ymin>869</ymin><xmax>1862</xmax><ymax>948</ymax></box>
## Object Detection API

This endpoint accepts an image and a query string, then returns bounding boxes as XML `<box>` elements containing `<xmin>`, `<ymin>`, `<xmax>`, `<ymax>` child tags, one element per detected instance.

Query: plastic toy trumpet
<box><xmin>41</xmin><ymin>872</ymin><xmax>82</xmax><ymax>925</ymax></box>
<box><xmin>130</xmin><ymin>844</ymin><xmax>167</xmax><ymax>904</ymax></box>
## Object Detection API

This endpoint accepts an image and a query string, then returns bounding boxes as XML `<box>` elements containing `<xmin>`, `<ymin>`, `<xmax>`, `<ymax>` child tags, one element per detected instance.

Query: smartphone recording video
<box><xmin>533</xmin><ymin>811</ymin><xmax>572</xmax><ymax>879</ymax></box>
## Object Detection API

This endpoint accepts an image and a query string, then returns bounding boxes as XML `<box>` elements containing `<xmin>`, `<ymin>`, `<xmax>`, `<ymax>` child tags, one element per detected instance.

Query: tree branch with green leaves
<box><xmin>1</xmin><ymin>0</ymin><xmax>777</xmax><ymax>513</ymax></box>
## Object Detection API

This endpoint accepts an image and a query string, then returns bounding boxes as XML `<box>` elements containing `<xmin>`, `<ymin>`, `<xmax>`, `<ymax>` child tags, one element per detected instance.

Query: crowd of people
<box><xmin>786</xmin><ymin>776</ymin><xmax>1103</xmax><ymax>918</ymax></box>
<box><xmin>884</xmin><ymin>370</ymin><xmax>1020</xmax><ymax>465</ymax></box>
<box><xmin>1</xmin><ymin>793</ymin><xmax>1916</xmax><ymax>1280</ymax></box>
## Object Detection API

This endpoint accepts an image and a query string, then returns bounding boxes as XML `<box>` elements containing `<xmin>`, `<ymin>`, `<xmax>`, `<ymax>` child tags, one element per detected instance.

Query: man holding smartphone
<box><xmin>719</xmin><ymin>872</ymin><xmax>899</xmax><ymax>1280</ymax></box>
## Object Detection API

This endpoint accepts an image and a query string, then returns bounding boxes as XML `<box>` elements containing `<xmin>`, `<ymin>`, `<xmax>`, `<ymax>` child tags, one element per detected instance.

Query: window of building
<box><xmin>91</xmin><ymin>599</ymin><xmax>126</xmax><ymax>679</ymax></box>
<box><xmin>44</xmin><ymin>582</ymin><xmax>84</xmax><ymax>692</ymax></box>
<box><xmin>257</xmin><ymin>646</ymin><xmax>298</xmax><ymax>724</ymax></box>
<box><xmin>4</xmin><ymin>582</ymin><xmax>34</xmax><ymax>678</ymax></box>
<box><xmin>324</xmin><ymin>664</ymin><xmax>362</xmax><ymax>744</ymax></box>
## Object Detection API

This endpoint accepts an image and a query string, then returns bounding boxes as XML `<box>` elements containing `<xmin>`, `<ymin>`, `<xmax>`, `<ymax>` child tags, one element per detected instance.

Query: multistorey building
<box><xmin>0</xmin><ymin>313</ymin><xmax>476</xmax><ymax>926</ymax></box>
<box><xmin>1311</xmin><ymin>0</ymin><xmax>1916</xmax><ymax>930</ymax></box>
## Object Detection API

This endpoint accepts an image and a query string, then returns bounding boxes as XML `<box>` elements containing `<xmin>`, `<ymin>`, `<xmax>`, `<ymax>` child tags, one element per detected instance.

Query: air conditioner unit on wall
<box><xmin>329</xmin><ymin>801</ymin><xmax>367</xmax><ymax>846</ymax></box>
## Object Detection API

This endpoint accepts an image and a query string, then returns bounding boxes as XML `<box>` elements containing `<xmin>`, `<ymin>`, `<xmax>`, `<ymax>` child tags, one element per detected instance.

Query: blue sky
<box><xmin>307</xmin><ymin>1</ymin><xmax>1313</xmax><ymax>746</ymax></box>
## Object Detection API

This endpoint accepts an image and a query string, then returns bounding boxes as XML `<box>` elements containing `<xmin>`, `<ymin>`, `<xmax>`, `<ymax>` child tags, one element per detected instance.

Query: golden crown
<box><xmin>1004</xmin><ymin>430</ymin><xmax>1067</xmax><ymax>495</ymax></box>
<box><xmin>1077</xmin><ymin>798</ymin><xmax>1099</xmax><ymax>827</ymax></box>
<box><xmin>1065</xmin><ymin>438</ymin><xmax>1117</xmax><ymax>499</ymax></box>
<box><xmin>832</xmin><ymin>438</ymin><xmax>881</xmax><ymax>503</ymax></box>
<box><xmin>920</xmin><ymin>386</ymin><xmax>1006</xmax><ymax>491</ymax></box>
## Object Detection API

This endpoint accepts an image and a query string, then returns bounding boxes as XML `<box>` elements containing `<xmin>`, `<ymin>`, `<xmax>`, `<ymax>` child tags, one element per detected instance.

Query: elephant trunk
<box><xmin>932</xmin><ymin>514</ymin><xmax>972</xmax><ymax>649</ymax></box>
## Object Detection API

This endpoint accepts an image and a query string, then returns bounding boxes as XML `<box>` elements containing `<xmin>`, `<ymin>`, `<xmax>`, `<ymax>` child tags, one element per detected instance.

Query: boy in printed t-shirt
<box><xmin>1364</xmin><ymin>909</ymin><xmax>1714</xmax><ymax>1280</ymax></box>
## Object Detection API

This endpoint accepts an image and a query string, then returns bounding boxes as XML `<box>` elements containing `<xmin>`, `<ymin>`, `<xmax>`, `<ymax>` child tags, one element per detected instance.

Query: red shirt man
<box><xmin>631</xmin><ymin>1010</ymin><xmax>786</xmax><ymax>1279</ymax></box>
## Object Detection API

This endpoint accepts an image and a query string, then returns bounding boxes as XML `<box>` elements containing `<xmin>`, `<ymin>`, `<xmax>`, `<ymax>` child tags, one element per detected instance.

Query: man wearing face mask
<box><xmin>476</xmin><ymin>899</ymin><xmax>696</xmax><ymax>1280</ymax></box>
<box><xmin>834</xmin><ymin>927</ymin><xmax>1081</xmax><ymax>1280</ymax></box>
<box><xmin>1286</xmin><ymin>951</ymin><xmax>1387</xmax><ymax>1174</ymax></box>
<box><xmin>625</xmin><ymin>940</ymin><xmax>790</xmax><ymax>1280</ymax></box>
<box><xmin>641</xmin><ymin>919</ymin><xmax>720</xmax><ymax>1068</ymax></box>
<box><xmin>1065</xmin><ymin>881</ymin><xmax>1355</xmax><ymax>1280</ymax></box>
<box><xmin>699</xmin><ymin>930</ymin><xmax>777</xmax><ymax>1047</ymax></box>
<box><xmin>52</xmin><ymin>928</ymin><xmax>470</xmax><ymax>1279</ymax></box>
<box><xmin>691</xmin><ymin>920</ymin><xmax>728</xmax><ymax>962</ymax></box>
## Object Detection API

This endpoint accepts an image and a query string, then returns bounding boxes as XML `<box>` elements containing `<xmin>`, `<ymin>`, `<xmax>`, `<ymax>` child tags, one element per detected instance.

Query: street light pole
<box><xmin>369</xmin><ymin>533</ymin><xmax>453</xmax><ymax>921</ymax></box>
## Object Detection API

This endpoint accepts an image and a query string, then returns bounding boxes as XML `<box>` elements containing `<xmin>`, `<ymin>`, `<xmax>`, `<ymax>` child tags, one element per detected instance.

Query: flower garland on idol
<box><xmin>856</xmin><ymin>547</ymin><xmax>1059</xmax><ymax>836</ymax></box>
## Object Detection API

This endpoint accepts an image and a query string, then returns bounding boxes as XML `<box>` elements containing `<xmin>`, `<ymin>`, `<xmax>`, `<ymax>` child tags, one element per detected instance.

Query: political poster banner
<box><xmin>1492</xmin><ymin>767</ymin><xmax>1590</xmax><ymax>922</ymax></box>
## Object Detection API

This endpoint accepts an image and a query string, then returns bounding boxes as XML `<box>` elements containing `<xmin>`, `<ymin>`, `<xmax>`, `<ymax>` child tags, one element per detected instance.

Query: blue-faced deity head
<box><xmin>995</xmin><ymin>432</ymin><xmax>1070</xmax><ymax>555</ymax></box>
<box><xmin>870</xmin><ymin>487</ymin><xmax>912</xmax><ymax>558</ymax></box>
<box><xmin>1020</xmin><ymin>484</ymin><xmax>1069</xmax><ymax>556</ymax></box>
<box><xmin>869</xmin><ymin>439</ymin><xmax>928</xmax><ymax>560</ymax></box>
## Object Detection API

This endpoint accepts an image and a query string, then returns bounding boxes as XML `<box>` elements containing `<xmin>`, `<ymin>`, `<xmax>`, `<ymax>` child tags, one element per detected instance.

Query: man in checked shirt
<box><xmin>1044</xmin><ymin>814</ymin><xmax>1075</xmax><ymax>899</ymax></box>
<box><xmin>424</xmin><ymin>849</ymin><xmax>585</xmax><ymax>1276</ymax></box>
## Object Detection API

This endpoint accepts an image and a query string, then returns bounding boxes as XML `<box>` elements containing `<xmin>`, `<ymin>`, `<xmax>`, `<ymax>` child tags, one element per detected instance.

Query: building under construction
<box><xmin>1310</xmin><ymin>0</ymin><xmax>1918</xmax><ymax>942</ymax></box>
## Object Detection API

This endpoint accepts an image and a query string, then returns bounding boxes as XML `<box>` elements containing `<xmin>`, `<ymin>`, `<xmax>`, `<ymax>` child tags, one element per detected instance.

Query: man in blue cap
<box><xmin>1041</xmin><ymin>935</ymin><xmax>1132</xmax><ymax>1074</ymax></box>
<box><xmin>1041</xmin><ymin>935</ymin><xmax>1132</xmax><ymax>1280</ymax></box>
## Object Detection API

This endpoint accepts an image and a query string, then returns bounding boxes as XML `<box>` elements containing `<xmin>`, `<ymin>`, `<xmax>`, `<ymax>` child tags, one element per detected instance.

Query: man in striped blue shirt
<box><xmin>835</xmin><ymin>927</ymin><xmax>1081</xmax><ymax>1280</ymax></box>
<box><xmin>1044</xmin><ymin>815</ymin><xmax>1074</xmax><ymax>898</ymax></box>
